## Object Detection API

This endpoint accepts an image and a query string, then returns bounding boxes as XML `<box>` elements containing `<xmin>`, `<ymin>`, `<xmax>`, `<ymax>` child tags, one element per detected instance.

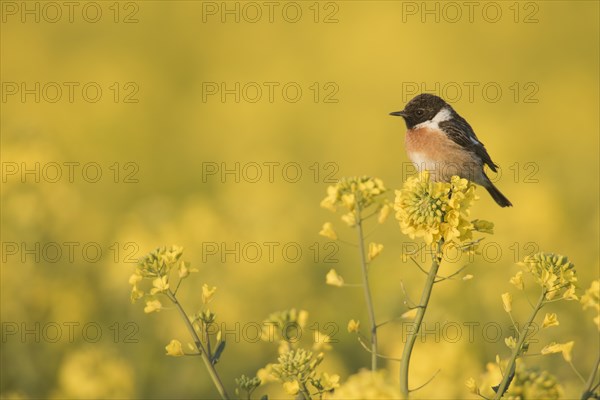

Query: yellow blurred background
<box><xmin>1</xmin><ymin>1</ymin><xmax>598</xmax><ymax>399</ymax></box>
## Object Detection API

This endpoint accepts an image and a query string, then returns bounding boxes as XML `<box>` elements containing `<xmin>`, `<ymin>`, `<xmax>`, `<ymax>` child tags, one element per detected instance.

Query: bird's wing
<box><xmin>439</xmin><ymin>116</ymin><xmax>498</xmax><ymax>172</ymax></box>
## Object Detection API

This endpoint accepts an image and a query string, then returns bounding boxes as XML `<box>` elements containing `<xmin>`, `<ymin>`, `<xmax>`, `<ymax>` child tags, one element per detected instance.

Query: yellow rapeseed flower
<box><xmin>283</xmin><ymin>381</ymin><xmax>299</xmax><ymax>395</ymax></box>
<box><xmin>144</xmin><ymin>299</ymin><xmax>162</xmax><ymax>313</ymax></box>
<box><xmin>326</xmin><ymin>269</ymin><xmax>344</xmax><ymax>287</ymax></box>
<box><xmin>541</xmin><ymin>341</ymin><xmax>574</xmax><ymax>362</ymax></box>
<box><xmin>321</xmin><ymin>177</ymin><xmax>386</xmax><ymax>214</ymax></box>
<box><xmin>320</xmin><ymin>373</ymin><xmax>340</xmax><ymax>391</ymax></box>
<box><xmin>509</xmin><ymin>271</ymin><xmax>524</xmax><ymax>290</ymax></box>
<box><xmin>341</xmin><ymin>193</ymin><xmax>355</xmax><ymax>210</ymax></box>
<box><xmin>504</xmin><ymin>336</ymin><xmax>517</xmax><ymax>349</ymax></box>
<box><xmin>256</xmin><ymin>364</ymin><xmax>277</xmax><ymax>384</ymax></box>
<box><xmin>367</xmin><ymin>242</ymin><xmax>384</xmax><ymax>262</ymax></box>
<box><xmin>319</xmin><ymin>222</ymin><xmax>337</xmax><ymax>240</ymax></box>
<box><xmin>541</xmin><ymin>342</ymin><xmax>562</xmax><ymax>355</ymax></box>
<box><xmin>581</xmin><ymin>280</ymin><xmax>600</xmax><ymax>310</ymax></box>
<box><xmin>581</xmin><ymin>280</ymin><xmax>600</xmax><ymax>330</ymax></box>
<box><xmin>465</xmin><ymin>377</ymin><xmax>479</xmax><ymax>395</ymax></box>
<box><xmin>479</xmin><ymin>360</ymin><xmax>563</xmax><ymax>399</ymax></box>
<box><xmin>378</xmin><ymin>203</ymin><xmax>391</xmax><ymax>224</ymax></box>
<box><xmin>394</xmin><ymin>172</ymin><xmax>476</xmax><ymax>245</ymax></box>
<box><xmin>312</xmin><ymin>331</ymin><xmax>332</xmax><ymax>352</ymax></box>
<box><xmin>331</xmin><ymin>369</ymin><xmax>401</xmax><ymax>399</ymax></box>
<box><xmin>401</xmin><ymin>309</ymin><xmax>418</xmax><ymax>320</ymax></box>
<box><xmin>347</xmin><ymin>319</ymin><xmax>360</xmax><ymax>333</ymax></box>
<box><xmin>325</xmin><ymin>269</ymin><xmax>344</xmax><ymax>286</ymax></box>
<box><xmin>130</xmin><ymin>285</ymin><xmax>144</xmax><ymax>303</ymax></box>
<box><xmin>150</xmin><ymin>275</ymin><xmax>169</xmax><ymax>295</ymax></box>
<box><xmin>165</xmin><ymin>339</ymin><xmax>184</xmax><ymax>356</ymax></box>
<box><xmin>320</xmin><ymin>185</ymin><xmax>339</xmax><ymax>212</ymax></box>
<box><xmin>341</xmin><ymin>212</ymin><xmax>356</xmax><ymax>227</ymax></box>
<box><xmin>178</xmin><ymin>260</ymin><xmax>197</xmax><ymax>279</ymax></box>
<box><xmin>128</xmin><ymin>272</ymin><xmax>142</xmax><ymax>285</ymax></box>
<box><xmin>519</xmin><ymin>252</ymin><xmax>577</xmax><ymax>300</ymax></box>
<box><xmin>501</xmin><ymin>292</ymin><xmax>512</xmax><ymax>313</ymax></box>
<box><xmin>542</xmin><ymin>313</ymin><xmax>559</xmax><ymax>328</ymax></box>
<box><xmin>201</xmin><ymin>284</ymin><xmax>217</xmax><ymax>304</ymax></box>
<box><xmin>560</xmin><ymin>341</ymin><xmax>574</xmax><ymax>362</ymax></box>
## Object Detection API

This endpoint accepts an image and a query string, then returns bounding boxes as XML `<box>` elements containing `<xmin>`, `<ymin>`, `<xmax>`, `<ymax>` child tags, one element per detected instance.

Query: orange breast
<box><xmin>406</xmin><ymin>127</ymin><xmax>454</xmax><ymax>158</ymax></box>
<box><xmin>405</xmin><ymin>126</ymin><xmax>480</xmax><ymax>181</ymax></box>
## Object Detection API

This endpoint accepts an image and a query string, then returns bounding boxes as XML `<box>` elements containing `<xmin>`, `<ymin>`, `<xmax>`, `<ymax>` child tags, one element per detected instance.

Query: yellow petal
<box><xmin>509</xmin><ymin>271</ymin><xmax>524</xmax><ymax>290</ymax></box>
<box><xmin>341</xmin><ymin>193</ymin><xmax>355</xmax><ymax>210</ymax></box>
<box><xmin>561</xmin><ymin>341</ymin><xmax>574</xmax><ymax>362</ymax></box>
<box><xmin>202</xmin><ymin>284</ymin><xmax>217</xmax><ymax>304</ymax></box>
<box><xmin>319</xmin><ymin>222</ymin><xmax>337</xmax><ymax>240</ymax></box>
<box><xmin>128</xmin><ymin>272</ymin><xmax>142</xmax><ymax>285</ymax></box>
<box><xmin>144</xmin><ymin>299</ymin><xmax>162</xmax><ymax>313</ymax></box>
<box><xmin>367</xmin><ymin>242</ymin><xmax>384</xmax><ymax>262</ymax></box>
<box><xmin>542</xmin><ymin>313</ymin><xmax>559</xmax><ymax>328</ymax></box>
<box><xmin>325</xmin><ymin>269</ymin><xmax>344</xmax><ymax>287</ymax></box>
<box><xmin>541</xmin><ymin>341</ymin><xmax>574</xmax><ymax>361</ymax></box>
<box><xmin>347</xmin><ymin>319</ymin><xmax>360</xmax><ymax>333</ymax></box>
<box><xmin>465</xmin><ymin>378</ymin><xmax>479</xmax><ymax>394</ymax></box>
<box><xmin>341</xmin><ymin>212</ymin><xmax>356</xmax><ymax>227</ymax></box>
<box><xmin>150</xmin><ymin>275</ymin><xmax>169</xmax><ymax>295</ymax></box>
<box><xmin>401</xmin><ymin>309</ymin><xmax>418</xmax><ymax>320</ymax></box>
<box><xmin>378</xmin><ymin>204</ymin><xmax>391</xmax><ymax>224</ymax></box>
<box><xmin>257</xmin><ymin>364</ymin><xmax>277</xmax><ymax>383</ymax></box>
<box><xmin>504</xmin><ymin>336</ymin><xmax>517</xmax><ymax>349</ymax></box>
<box><xmin>563</xmin><ymin>285</ymin><xmax>578</xmax><ymax>301</ymax></box>
<box><xmin>283</xmin><ymin>381</ymin><xmax>299</xmax><ymax>395</ymax></box>
<box><xmin>165</xmin><ymin>339</ymin><xmax>184</xmax><ymax>356</ymax></box>
<box><xmin>320</xmin><ymin>373</ymin><xmax>340</xmax><ymax>391</ymax></box>
<box><xmin>541</xmin><ymin>342</ymin><xmax>562</xmax><ymax>355</ymax></box>
<box><xmin>312</xmin><ymin>331</ymin><xmax>332</xmax><ymax>351</ymax></box>
<box><xmin>501</xmin><ymin>292</ymin><xmax>512</xmax><ymax>313</ymax></box>
<box><xmin>178</xmin><ymin>261</ymin><xmax>191</xmax><ymax>278</ymax></box>
<box><xmin>297</xmin><ymin>310</ymin><xmax>309</xmax><ymax>328</ymax></box>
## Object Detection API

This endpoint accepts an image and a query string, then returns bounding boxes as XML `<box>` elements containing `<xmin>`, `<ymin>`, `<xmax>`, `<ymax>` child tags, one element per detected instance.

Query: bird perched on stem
<box><xmin>390</xmin><ymin>93</ymin><xmax>512</xmax><ymax>207</ymax></box>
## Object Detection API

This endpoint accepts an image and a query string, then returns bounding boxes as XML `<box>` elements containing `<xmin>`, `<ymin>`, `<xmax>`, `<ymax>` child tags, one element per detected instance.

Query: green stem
<box><xmin>355</xmin><ymin>203</ymin><xmax>378</xmax><ymax>372</ymax></box>
<box><xmin>167</xmin><ymin>291</ymin><xmax>230</xmax><ymax>400</ymax></box>
<box><xmin>399</xmin><ymin>239</ymin><xmax>443</xmax><ymax>398</ymax></box>
<box><xmin>299</xmin><ymin>381</ymin><xmax>312</xmax><ymax>400</ymax></box>
<box><xmin>581</xmin><ymin>351</ymin><xmax>600</xmax><ymax>400</ymax></box>
<box><xmin>493</xmin><ymin>291</ymin><xmax>546</xmax><ymax>400</ymax></box>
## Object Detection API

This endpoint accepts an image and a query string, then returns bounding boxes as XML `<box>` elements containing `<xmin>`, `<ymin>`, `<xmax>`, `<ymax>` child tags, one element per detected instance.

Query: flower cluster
<box><xmin>234</xmin><ymin>374</ymin><xmax>261</xmax><ymax>398</ymax></box>
<box><xmin>331</xmin><ymin>369</ymin><xmax>400</xmax><ymax>399</ymax></box>
<box><xmin>129</xmin><ymin>245</ymin><xmax>197</xmax><ymax>309</ymax></box>
<box><xmin>470</xmin><ymin>361</ymin><xmax>563</xmax><ymax>399</ymax></box>
<box><xmin>518</xmin><ymin>252</ymin><xmax>577</xmax><ymax>299</ymax></box>
<box><xmin>265</xmin><ymin>349</ymin><xmax>339</xmax><ymax>397</ymax></box>
<box><xmin>320</xmin><ymin>176</ymin><xmax>388</xmax><ymax>227</ymax></box>
<box><xmin>261</xmin><ymin>308</ymin><xmax>333</xmax><ymax>355</ymax></box>
<box><xmin>261</xmin><ymin>308</ymin><xmax>308</xmax><ymax>351</ymax></box>
<box><xmin>394</xmin><ymin>171</ymin><xmax>490</xmax><ymax>245</ymax></box>
<box><xmin>257</xmin><ymin>310</ymin><xmax>338</xmax><ymax>397</ymax></box>
<box><xmin>321</xmin><ymin>176</ymin><xmax>386</xmax><ymax>212</ymax></box>
<box><xmin>129</xmin><ymin>246</ymin><xmax>226</xmax><ymax>365</ymax></box>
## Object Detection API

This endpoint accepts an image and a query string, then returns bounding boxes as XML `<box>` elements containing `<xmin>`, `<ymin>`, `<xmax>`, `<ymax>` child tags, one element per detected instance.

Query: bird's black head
<box><xmin>390</xmin><ymin>93</ymin><xmax>449</xmax><ymax>129</ymax></box>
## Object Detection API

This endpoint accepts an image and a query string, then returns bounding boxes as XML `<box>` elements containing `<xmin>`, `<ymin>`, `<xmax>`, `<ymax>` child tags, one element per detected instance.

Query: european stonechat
<box><xmin>390</xmin><ymin>93</ymin><xmax>512</xmax><ymax>207</ymax></box>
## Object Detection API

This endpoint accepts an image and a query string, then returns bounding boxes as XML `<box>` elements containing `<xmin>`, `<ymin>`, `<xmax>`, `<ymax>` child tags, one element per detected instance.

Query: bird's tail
<box><xmin>484</xmin><ymin>178</ymin><xmax>512</xmax><ymax>208</ymax></box>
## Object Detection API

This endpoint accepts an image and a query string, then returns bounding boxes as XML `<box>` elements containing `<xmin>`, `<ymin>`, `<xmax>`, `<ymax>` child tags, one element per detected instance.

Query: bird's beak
<box><xmin>389</xmin><ymin>110</ymin><xmax>406</xmax><ymax>117</ymax></box>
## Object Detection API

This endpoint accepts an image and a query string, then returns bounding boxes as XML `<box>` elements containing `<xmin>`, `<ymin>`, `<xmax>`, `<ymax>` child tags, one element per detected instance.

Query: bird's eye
<box><xmin>416</xmin><ymin>109</ymin><xmax>424</xmax><ymax>116</ymax></box>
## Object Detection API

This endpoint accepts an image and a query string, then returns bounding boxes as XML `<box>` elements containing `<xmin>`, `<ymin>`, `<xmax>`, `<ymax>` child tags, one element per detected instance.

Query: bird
<box><xmin>390</xmin><ymin>93</ymin><xmax>512</xmax><ymax>207</ymax></box>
